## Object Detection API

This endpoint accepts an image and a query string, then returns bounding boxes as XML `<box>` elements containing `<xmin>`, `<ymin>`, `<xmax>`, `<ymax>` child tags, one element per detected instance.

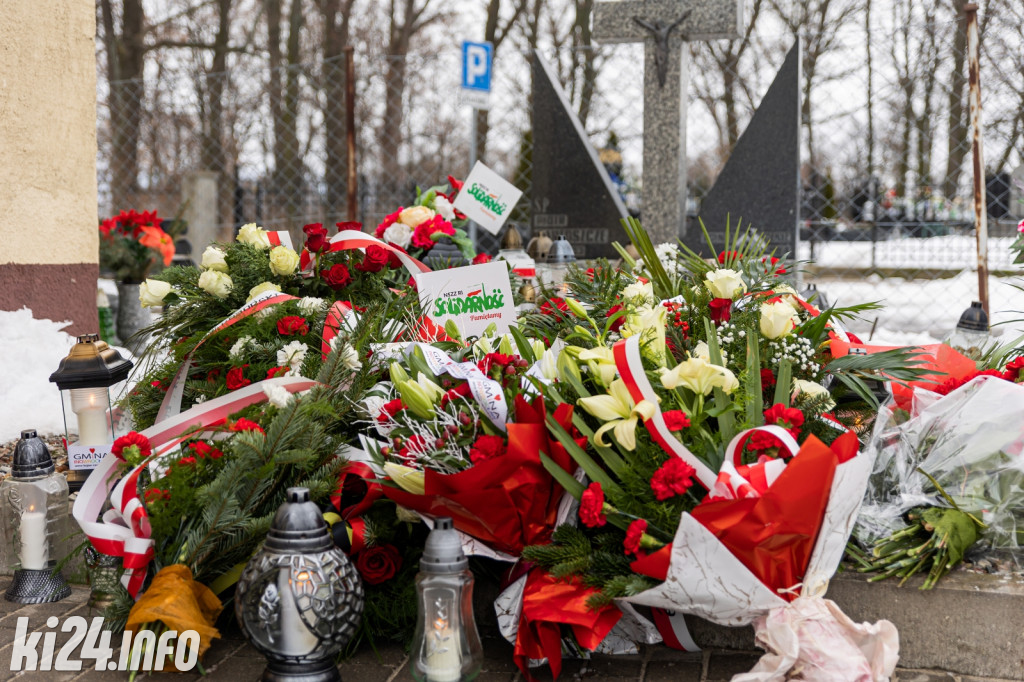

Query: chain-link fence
<box><xmin>97</xmin><ymin>3</ymin><xmax>1024</xmax><ymax>340</ymax></box>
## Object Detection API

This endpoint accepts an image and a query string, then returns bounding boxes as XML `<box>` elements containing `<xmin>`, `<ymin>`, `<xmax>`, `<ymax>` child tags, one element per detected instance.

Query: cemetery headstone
<box><xmin>593</xmin><ymin>0</ymin><xmax>743</xmax><ymax>246</ymax></box>
<box><xmin>530</xmin><ymin>52</ymin><xmax>629</xmax><ymax>259</ymax></box>
<box><xmin>686</xmin><ymin>43</ymin><xmax>801</xmax><ymax>258</ymax></box>
<box><xmin>1009</xmin><ymin>164</ymin><xmax>1024</xmax><ymax>220</ymax></box>
<box><xmin>181</xmin><ymin>171</ymin><xmax>219</xmax><ymax>254</ymax></box>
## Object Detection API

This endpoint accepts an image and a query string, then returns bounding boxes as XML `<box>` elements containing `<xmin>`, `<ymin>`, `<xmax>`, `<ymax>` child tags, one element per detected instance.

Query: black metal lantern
<box><xmin>0</xmin><ymin>430</ymin><xmax>71</xmax><ymax>603</ymax></box>
<box><xmin>49</xmin><ymin>334</ymin><xmax>133</xmax><ymax>492</ymax></box>
<box><xmin>235</xmin><ymin>488</ymin><xmax>363</xmax><ymax>682</ymax></box>
<box><xmin>947</xmin><ymin>301</ymin><xmax>990</xmax><ymax>360</ymax></box>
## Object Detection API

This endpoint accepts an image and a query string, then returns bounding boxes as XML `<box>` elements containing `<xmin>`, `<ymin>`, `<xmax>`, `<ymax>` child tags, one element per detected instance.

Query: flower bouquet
<box><xmin>371</xmin><ymin>177</ymin><xmax>476</xmax><ymax>266</ymax></box>
<box><xmin>99</xmin><ymin>209</ymin><xmax>177</xmax><ymax>282</ymax></box>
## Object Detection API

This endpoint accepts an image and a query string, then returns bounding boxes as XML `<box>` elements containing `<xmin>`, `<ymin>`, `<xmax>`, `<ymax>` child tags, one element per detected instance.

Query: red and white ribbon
<box><xmin>408</xmin><ymin>342</ymin><xmax>508</xmax><ymax>431</ymax></box>
<box><xmin>155</xmin><ymin>290</ymin><xmax>298</xmax><ymax>423</ymax></box>
<box><xmin>267</xmin><ymin>230</ymin><xmax>294</xmax><ymax>250</ymax></box>
<box><xmin>75</xmin><ymin>376</ymin><xmax>317</xmax><ymax>597</ymax></box>
<box><xmin>612</xmin><ymin>336</ymin><xmax>717</xmax><ymax>490</ymax></box>
<box><xmin>713</xmin><ymin>426</ymin><xmax>796</xmax><ymax>500</ymax></box>
<box><xmin>651</xmin><ymin>608</ymin><xmax>701</xmax><ymax>652</ymax></box>
<box><xmin>300</xmin><ymin>229</ymin><xmax>431</xmax><ymax>276</ymax></box>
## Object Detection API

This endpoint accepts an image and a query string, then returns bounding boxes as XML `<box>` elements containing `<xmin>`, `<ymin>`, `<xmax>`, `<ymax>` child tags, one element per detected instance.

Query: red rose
<box><xmin>472</xmin><ymin>253</ymin><xmax>492</xmax><ymax>265</ymax></box>
<box><xmin>112</xmin><ymin>431</ymin><xmax>151</xmax><ymax>461</ymax></box>
<box><xmin>226</xmin><ymin>365</ymin><xmax>251</xmax><ymax>390</ymax></box>
<box><xmin>277</xmin><ymin>316</ymin><xmax>310</xmax><ymax>337</ymax></box>
<box><xmin>650</xmin><ymin>457</ymin><xmax>696</xmax><ymax>501</ymax></box>
<box><xmin>321</xmin><ymin>263</ymin><xmax>352</xmax><ymax>290</ymax></box>
<box><xmin>662</xmin><ymin>410</ymin><xmax>690</xmax><ymax>431</ymax></box>
<box><xmin>266</xmin><ymin>366</ymin><xmax>290</xmax><ymax>379</ymax></box>
<box><xmin>374</xmin><ymin>207</ymin><xmax>403</xmax><ymax>239</ymax></box>
<box><xmin>303</xmin><ymin>223</ymin><xmax>329</xmax><ymax>253</ymax></box>
<box><xmin>469</xmin><ymin>434</ymin><xmax>506</xmax><ymax>465</ymax></box>
<box><xmin>579</xmin><ymin>482</ymin><xmax>607</xmax><ymax>527</ymax></box>
<box><xmin>760</xmin><ymin>369</ymin><xmax>776</xmax><ymax>388</ymax></box>
<box><xmin>231</xmin><ymin>418</ymin><xmax>264</xmax><ymax>434</ymax></box>
<box><xmin>355</xmin><ymin>245</ymin><xmax>390</xmax><ymax>273</ymax></box>
<box><xmin>335</xmin><ymin>221</ymin><xmax>362</xmax><ymax>233</ymax></box>
<box><xmin>355</xmin><ymin>545</ymin><xmax>403</xmax><ymax>585</ymax></box>
<box><xmin>623</xmin><ymin>519</ymin><xmax>648</xmax><ymax>555</ymax></box>
<box><xmin>386</xmin><ymin>242</ymin><xmax>405</xmax><ymax>269</ymax></box>
<box><xmin>709</xmin><ymin>298</ymin><xmax>732</xmax><ymax>326</ymax></box>
<box><xmin>605</xmin><ymin>304</ymin><xmax>625</xmax><ymax>332</ymax></box>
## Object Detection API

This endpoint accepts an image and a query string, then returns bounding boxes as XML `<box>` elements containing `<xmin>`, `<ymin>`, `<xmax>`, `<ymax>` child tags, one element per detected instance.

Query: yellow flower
<box><xmin>661</xmin><ymin>357</ymin><xmax>738</xmax><ymax>395</ymax></box>
<box><xmin>578</xmin><ymin>379</ymin><xmax>657</xmax><ymax>450</ymax></box>
<box><xmin>139</xmin><ymin>279</ymin><xmax>171</xmax><ymax>307</ymax></box>
<box><xmin>269</xmin><ymin>245</ymin><xmax>300</xmax><ymax>276</ymax></box>
<box><xmin>246</xmin><ymin>281</ymin><xmax>281</xmax><ymax>303</ymax></box>
<box><xmin>384</xmin><ymin>463</ymin><xmax>425</xmax><ymax>495</ymax></box>
<box><xmin>197</xmin><ymin>270</ymin><xmax>233</xmax><ymax>299</ymax></box>
<box><xmin>620</xmin><ymin>305</ymin><xmax>668</xmax><ymax>366</ymax></box>
<box><xmin>760</xmin><ymin>300</ymin><xmax>799</xmax><ymax>339</ymax></box>
<box><xmin>236</xmin><ymin>223</ymin><xmax>272</xmax><ymax>249</ymax></box>
<box><xmin>398</xmin><ymin>205</ymin><xmax>435</xmax><ymax>228</ymax></box>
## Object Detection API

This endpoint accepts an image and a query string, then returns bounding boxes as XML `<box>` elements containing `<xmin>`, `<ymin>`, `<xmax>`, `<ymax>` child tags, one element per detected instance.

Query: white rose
<box><xmin>200</xmin><ymin>246</ymin><xmax>229</xmax><ymax>272</ymax></box>
<box><xmin>229</xmin><ymin>336</ymin><xmax>253</xmax><ymax>361</ymax></box>
<box><xmin>398</xmin><ymin>205</ymin><xmax>435</xmax><ymax>228</ymax></box>
<box><xmin>277</xmin><ymin>340</ymin><xmax>308</xmax><ymax>373</ymax></box>
<box><xmin>704</xmin><ymin>269</ymin><xmax>747</xmax><ymax>299</ymax></box>
<box><xmin>263</xmin><ymin>383</ymin><xmax>293</xmax><ymax>409</ymax></box>
<box><xmin>382</xmin><ymin>222</ymin><xmax>413</xmax><ymax>249</ymax></box>
<box><xmin>434</xmin><ymin>195</ymin><xmax>456</xmax><ymax>221</ymax></box>
<box><xmin>198</xmin><ymin>270</ymin><xmax>233</xmax><ymax>299</ymax></box>
<box><xmin>792</xmin><ymin>378</ymin><xmax>836</xmax><ymax>410</ymax></box>
<box><xmin>297</xmin><ymin>297</ymin><xmax>326</xmax><ymax>316</ymax></box>
<box><xmin>139</xmin><ymin>279</ymin><xmax>172</xmax><ymax>307</ymax></box>
<box><xmin>759</xmin><ymin>300</ymin><xmax>799</xmax><ymax>339</ymax></box>
<box><xmin>247</xmin><ymin>281</ymin><xmax>281</xmax><ymax>303</ymax></box>
<box><xmin>268</xmin><ymin>245</ymin><xmax>300</xmax><ymax>276</ymax></box>
<box><xmin>236</xmin><ymin>223</ymin><xmax>272</xmax><ymax>249</ymax></box>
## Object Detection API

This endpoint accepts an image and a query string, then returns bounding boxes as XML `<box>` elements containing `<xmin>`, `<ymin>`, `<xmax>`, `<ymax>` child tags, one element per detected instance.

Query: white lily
<box><xmin>578</xmin><ymin>346</ymin><xmax>618</xmax><ymax>387</ymax></box>
<box><xmin>620</xmin><ymin>304</ymin><xmax>668</xmax><ymax>366</ymax></box>
<box><xmin>578</xmin><ymin>379</ymin><xmax>657</xmax><ymax>451</ymax></box>
<box><xmin>661</xmin><ymin>357</ymin><xmax>738</xmax><ymax>395</ymax></box>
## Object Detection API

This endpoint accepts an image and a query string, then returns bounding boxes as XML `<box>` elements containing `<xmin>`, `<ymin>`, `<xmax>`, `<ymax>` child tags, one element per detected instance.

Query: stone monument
<box><xmin>181</xmin><ymin>171</ymin><xmax>221</xmax><ymax>254</ymax></box>
<box><xmin>530</xmin><ymin>53</ymin><xmax>630</xmax><ymax>259</ymax></box>
<box><xmin>686</xmin><ymin>43</ymin><xmax>801</xmax><ymax>257</ymax></box>
<box><xmin>593</xmin><ymin>0</ymin><xmax>743</xmax><ymax>246</ymax></box>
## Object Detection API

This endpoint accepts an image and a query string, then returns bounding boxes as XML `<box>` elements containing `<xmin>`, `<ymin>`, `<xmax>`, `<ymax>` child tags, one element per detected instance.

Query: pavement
<box><xmin>0</xmin><ymin>586</ymin><xmax>1014</xmax><ymax>682</ymax></box>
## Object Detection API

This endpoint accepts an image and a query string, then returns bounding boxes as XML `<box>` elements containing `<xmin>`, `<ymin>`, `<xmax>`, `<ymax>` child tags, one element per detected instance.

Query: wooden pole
<box><xmin>965</xmin><ymin>3</ymin><xmax>989</xmax><ymax>317</ymax></box>
<box><xmin>345</xmin><ymin>46</ymin><xmax>358</xmax><ymax>223</ymax></box>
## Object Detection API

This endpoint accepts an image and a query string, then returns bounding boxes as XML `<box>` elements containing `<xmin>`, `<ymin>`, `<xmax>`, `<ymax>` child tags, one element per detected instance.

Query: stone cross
<box><xmin>593</xmin><ymin>0</ymin><xmax>743</xmax><ymax>245</ymax></box>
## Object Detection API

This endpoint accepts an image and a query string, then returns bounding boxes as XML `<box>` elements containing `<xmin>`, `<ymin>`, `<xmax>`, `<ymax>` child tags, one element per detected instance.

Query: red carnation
<box><xmin>145</xmin><ymin>488</ymin><xmax>170</xmax><ymax>504</ymax></box>
<box><xmin>374</xmin><ymin>207</ymin><xmax>403</xmax><ymax>239</ymax></box>
<box><xmin>1004</xmin><ymin>356</ymin><xmax>1024</xmax><ymax>381</ymax></box>
<box><xmin>745</xmin><ymin>430</ymin><xmax>787</xmax><ymax>454</ymax></box>
<box><xmin>321</xmin><ymin>263</ymin><xmax>353</xmax><ymax>290</ymax></box>
<box><xmin>762</xmin><ymin>256</ymin><xmax>786</xmax><ymax>275</ymax></box>
<box><xmin>623</xmin><ymin>519</ymin><xmax>648</xmax><ymax>555</ymax></box>
<box><xmin>760</xmin><ymin>369</ymin><xmax>776</xmax><ymax>388</ymax></box>
<box><xmin>717</xmin><ymin>250</ymin><xmax>743</xmax><ymax>264</ymax></box>
<box><xmin>469</xmin><ymin>434</ymin><xmax>506</xmax><ymax>465</ymax></box>
<box><xmin>411</xmin><ymin>215</ymin><xmax>455</xmax><ymax>250</ymax></box>
<box><xmin>355</xmin><ymin>545</ymin><xmax>402</xmax><ymax>585</ymax></box>
<box><xmin>606</xmin><ymin>304</ymin><xmax>625</xmax><ymax>332</ymax></box>
<box><xmin>650</xmin><ymin>457</ymin><xmax>696</xmax><ymax>501</ymax></box>
<box><xmin>709</xmin><ymin>297</ymin><xmax>732</xmax><ymax>326</ymax></box>
<box><xmin>763</xmin><ymin>403</ymin><xmax>804</xmax><ymax>439</ymax></box>
<box><xmin>226</xmin><ymin>365</ymin><xmax>251</xmax><ymax>390</ymax></box>
<box><xmin>177</xmin><ymin>455</ymin><xmax>197</xmax><ymax>468</ymax></box>
<box><xmin>662</xmin><ymin>410</ymin><xmax>690</xmax><ymax>431</ymax></box>
<box><xmin>231</xmin><ymin>418</ymin><xmax>264</xmax><ymax>434</ymax></box>
<box><xmin>303</xmin><ymin>223</ymin><xmax>329</xmax><ymax>253</ymax></box>
<box><xmin>472</xmin><ymin>253</ymin><xmax>492</xmax><ymax>265</ymax></box>
<box><xmin>539</xmin><ymin>297</ymin><xmax>570</xmax><ymax>320</ymax></box>
<box><xmin>277</xmin><ymin>315</ymin><xmax>310</xmax><ymax>337</ymax></box>
<box><xmin>355</xmin><ymin>245</ymin><xmax>390</xmax><ymax>273</ymax></box>
<box><xmin>266</xmin><ymin>366</ymin><xmax>290</xmax><ymax>379</ymax></box>
<box><xmin>112</xmin><ymin>431</ymin><xmax>151</xmax><ymax>462</ymax></box>
<box><xmin>377</xmin><ymin>398</ymin><xmax>405</xmax><ymax>423</ymax></box>
<box><xmin>579</xmin><ymin>482</ymin><xmax>607</xmax><ymax>527</ymax></box>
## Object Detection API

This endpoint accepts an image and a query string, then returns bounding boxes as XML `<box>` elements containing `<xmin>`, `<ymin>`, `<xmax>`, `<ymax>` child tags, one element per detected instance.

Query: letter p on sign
<box><xmin>461</xmin><ymin>41</ymin><xmax>493</xmax><ymax>108</ymax></box>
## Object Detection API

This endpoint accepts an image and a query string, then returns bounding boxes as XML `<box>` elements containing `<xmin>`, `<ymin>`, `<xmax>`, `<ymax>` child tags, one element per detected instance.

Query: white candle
<box><xmin>276</xmin><ymin>570</ymin><xmax>319</xmax><ymax>656</ymax></box>
<box><xmin>19</xmin><ymin>508</ymin><xmax>48</xmax><ymax>570</ymax></box>
<box><xmin>425</xmin><ymin>621</ymin><xmax>462</xmax><ymax>682</ymax></box>
<box><xmin>70</xmin><ymin>388</ymin><xmax>110</xmax><ymax>446</ymax></box>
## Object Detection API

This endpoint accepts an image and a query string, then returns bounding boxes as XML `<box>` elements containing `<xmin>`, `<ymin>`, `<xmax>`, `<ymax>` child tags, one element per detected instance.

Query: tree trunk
<box><xmin>575</xmin><ymin>0</ymin><xmax>596</xmax><ymax>129</ymax></box>
<box><xmin>201</xmin><ymin>0</ymin><xmax>233</xmax><ymax>238</ymax></box>
<box><xmin>102</xmin><ymin>0</ymin><xmax>147</xmax><ymax>210</ymax></box>
<box><xmin>268</xmin><ymin>0</ymin><xmax>305</xmax><ymax>234</ymax></box>
<box><xmin>323</xmin><ymin>0</ymin><xmax>354</xmax><ymax>226</ymax></box>
<box><xmin>942</xmin><ymin>0</ymin><xmax>969</xmax><ymax>201</ymax></box>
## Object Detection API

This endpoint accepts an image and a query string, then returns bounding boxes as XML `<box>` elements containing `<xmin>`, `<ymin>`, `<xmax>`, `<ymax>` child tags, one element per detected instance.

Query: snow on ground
<box><xmin>796</xmin><ymin>235</ymin><xmax>1019</xmax><ymax>272</ymax></box>
<box><xmin>0</xmin><ymin>308</ymin><xmax>139</xmax><ymax>443</ymax></box>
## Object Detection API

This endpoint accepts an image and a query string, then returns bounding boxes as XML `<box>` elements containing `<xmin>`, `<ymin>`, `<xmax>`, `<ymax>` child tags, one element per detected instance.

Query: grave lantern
<box><xmin>49</xmin><ymin>334</ymin><xmax>133</xmax><ymax>492</ymax></box>
<box><xmin>1</xmin><ymin>430</ymin><xmax>71</xmax><ymax>603</ymax></box>
<box><xmin>496</xmin><ymin>224</ymin><xmax>537</xmax><ymax>284</ymax></box>
<box><xmin>946</xmin><ymin>301</ymin><xmax>990</xmax><ymax>360</ymax></box>
<box><xmin>544</xmin><ymin>234</ymin><xmax>577</xmax><ymax>290</ymax></box>
<box><xmin>410</xmin><ymin>517</ymin><xmax>483</xmax><ymax>682</ymax></box>
<box><xmin>235</xmin><ymin>488</ymin><xmax>363</xmax><ymax>682</ymax></box>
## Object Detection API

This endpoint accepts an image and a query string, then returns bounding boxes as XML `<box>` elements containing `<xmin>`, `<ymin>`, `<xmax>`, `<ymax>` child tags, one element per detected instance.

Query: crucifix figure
<box><xmin>594</xmin><ymin>0</ymin><xmax>743</xmax><ymax>245</ymax></box>
<box><xmin>633</xmin><ymin>11</ymin><xmax>691</xmax><ymax>89</ymax></box>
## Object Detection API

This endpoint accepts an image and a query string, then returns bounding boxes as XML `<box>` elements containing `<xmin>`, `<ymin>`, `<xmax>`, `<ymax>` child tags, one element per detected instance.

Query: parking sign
<box><xmin>461</xmin><ymin>41</ymin><xmax>492</xmax><ymax>109</ymax></box>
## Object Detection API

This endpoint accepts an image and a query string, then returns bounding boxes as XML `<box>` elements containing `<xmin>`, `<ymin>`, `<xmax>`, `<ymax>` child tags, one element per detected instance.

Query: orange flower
<box><xmin>139</xmin><ymin>225</ymin><xmax>175</xmax><ymax>266</ymax></box>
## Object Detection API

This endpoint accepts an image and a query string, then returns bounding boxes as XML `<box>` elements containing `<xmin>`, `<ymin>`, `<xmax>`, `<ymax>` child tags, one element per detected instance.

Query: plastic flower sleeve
<box><xmin>855</xmin><ymin>375</ymin><xmax>1024</xmax><ymax>549</ymax></box>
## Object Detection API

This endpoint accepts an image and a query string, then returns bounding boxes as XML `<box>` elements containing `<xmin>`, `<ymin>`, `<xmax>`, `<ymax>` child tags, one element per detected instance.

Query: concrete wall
<box><xmin>0</xmin><ymin>1</ymin><xmax>98</xmax><ymax>334</ymax></box>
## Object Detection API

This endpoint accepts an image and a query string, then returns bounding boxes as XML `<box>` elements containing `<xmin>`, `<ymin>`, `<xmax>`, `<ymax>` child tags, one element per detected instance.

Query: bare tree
<box><xmin>322</xmin><ymin>0</ymin><xmax>358</xmax><ymax>224</ymax></box>
<box><xmin>267</xmin><ymin>0</ymin><xmax>306</xmax><ymax>233</ymax></box>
